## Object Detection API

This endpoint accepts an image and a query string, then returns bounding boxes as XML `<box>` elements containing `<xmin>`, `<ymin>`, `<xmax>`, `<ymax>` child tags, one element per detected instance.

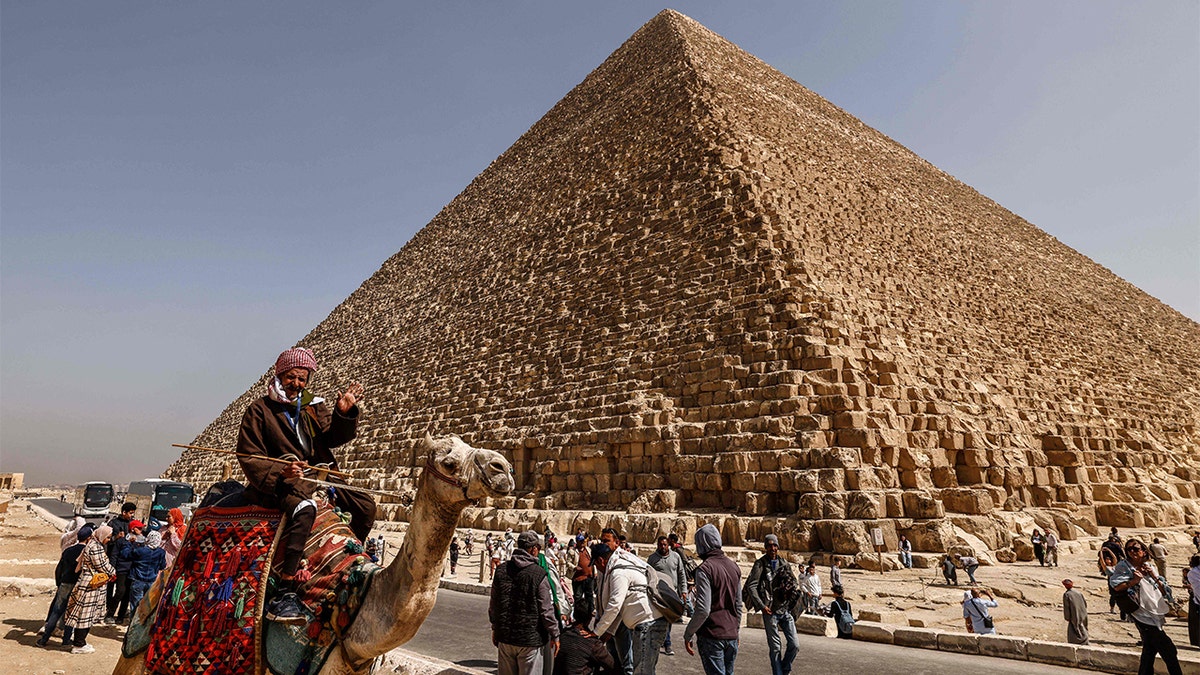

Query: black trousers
<box><xmin>1133</xmin><ymin>618</ymin><xmax>1182</xmax><ymax>675</ymax></box>
<box><xmin>1189</xmin><ymin>602</ymin><xmax>1200</xmax><ymax>647</ymax></box>
<box><xmin>106</xmin><ymin>572</ymin><xmax>131</xmax><ymax>619</ymax></box>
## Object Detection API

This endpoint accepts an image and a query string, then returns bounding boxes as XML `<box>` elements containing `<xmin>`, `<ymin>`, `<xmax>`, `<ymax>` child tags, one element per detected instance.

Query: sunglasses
<box><xmin>1127</xmin><ymin>545</ymin><xmax>1145</xmax><ymax>552</ymax></box>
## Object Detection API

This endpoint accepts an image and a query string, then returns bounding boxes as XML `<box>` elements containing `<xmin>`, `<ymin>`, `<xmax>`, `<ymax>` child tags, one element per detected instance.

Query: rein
<box><xmin>424</xmin><ymin>455</ymin><xmax>484</xmax><ymax>504</ymax></box>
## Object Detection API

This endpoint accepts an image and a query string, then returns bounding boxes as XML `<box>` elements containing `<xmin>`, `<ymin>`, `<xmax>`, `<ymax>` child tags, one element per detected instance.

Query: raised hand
<box><xmin>337</xmin><ymin>382</ymin><xmax>366</xmax><ymax>414</ymax></box>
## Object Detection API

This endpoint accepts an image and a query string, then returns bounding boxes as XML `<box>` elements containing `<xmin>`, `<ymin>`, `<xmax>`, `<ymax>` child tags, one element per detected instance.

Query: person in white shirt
<box><xmin>799</xmin><ymin>564</ymin><xmax>822</xmax><ymax>615</ymax></box>
<box><xmin>1045</xmin><ymin>531</ymin><xmax>1060</xmax><ymax>567</ymax></box>
<box><xmin>1109</xmin><ymin>538</ymin><xmax>1182</xmax><ymax>675</ymax></box>
<box><xmin>592</xmin><ymin>545</ymin><xmax>667</xmax><ymax>675</ymax></box>
<box><xmin>962</xmin><ymin>589</ymin><xmax>998</xmax><ymax>634</ymax></box>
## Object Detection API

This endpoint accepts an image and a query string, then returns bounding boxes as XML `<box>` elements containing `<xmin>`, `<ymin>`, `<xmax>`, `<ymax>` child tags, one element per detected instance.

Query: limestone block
<box><xmin>936</xmin><ymin>631</ymin><xmax>980</xmax><ymax>655</ymax></box>
<box><xmin>794</xmin><ymin>614</ymin><xmax>837</xmax><ymax>637</ymax></box>
<box><xmin>850</xmin><ymin>620</ymin><xmax>894</xmax><ymax>644</ymax></box>
<box><xmin>857</xmin><ymin>610</ymin><xmax>906</xmax><ymax>624</ymax></box>
<box><xmin>977</xmin><ymin>634</ymin><xmax>1028</xmax><ymax>660</ymax></box>
<box><xmin>940</xmin><ymin>488</ymin><xmax>994</xmax><ymax>515</ymax></box>
<box><xmin>1074</xmin><ymin>645</ymin><xmax>1142</xmax><ymax>674</ymax></box>
<box><xmin>1027</xmin><ymin>640</ymin><xmax>1078</xmax><ymax>667</ymax></box>
<box><xmin>1095</xmin><ymin>503</ymin><xmax>1145</xmax><ymax>528</ymax></box>
<box><xmin>892</xmin><ymin>627</ymin><xmax>940</xmax><ymax>649</ymax></box>
<box><xmin>902</xmin><ymin>491</ymin><xmax>945</xmax><ymax>519</ymax></box>
<box><xmin>854</xmin><ymin>552</ymin><xmax>903</xmax><ymax>572</ymax></box>
<box><xmin>828</xmin><ymin>520</ymin><xmax>873</xmax><ymax>554</ymax></box>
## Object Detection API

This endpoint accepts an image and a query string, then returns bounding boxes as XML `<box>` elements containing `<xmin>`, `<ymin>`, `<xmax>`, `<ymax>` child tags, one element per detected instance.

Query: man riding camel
<box><xmin>237</xmin><ymin>347</ymin><xmax>376</xmax><ymax>623</ymax></box>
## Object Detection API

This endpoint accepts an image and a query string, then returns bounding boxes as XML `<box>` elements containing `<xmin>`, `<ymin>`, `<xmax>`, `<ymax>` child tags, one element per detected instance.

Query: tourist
<box><xmin>1062</xmin><ymin>579</ymin><xmax>1088</xmax><ymax>644</ymax></box>
<box><xmin>898</xmin><ymin>535</ymin><xmax>913</xmax><ymax>569</ymax></box>
<box><xmin>683</xmin><ymin>524</ymin><xmax>741</xmax><ymax>675</ymax></box>
<box><xmin>492</xmin><ymin>545</ymin><xmax>504</xmax><ymax>580</ymax></box>
<box><xmin>594</xmin><ymin>529</ymin><xmax>632</xmax><ymax>675</ymax></box>
<box><xmin>537</xmin><ymin>538</ymin><xmax>574</xmax><ymax>675</ymax></box>
<box><xmin>554</xmin><ymin>606</ymin><xmax>615</xmax><ymax>675</ymax></box>
<box><xmin>365</xmin><ymin>536</ymin><xmax>380</xmax><ymax>563</ymax></box>
<box><xmin>647</xmin><ymin>535</ymin><xmax>687</xmax><ymax>656</ymax></box>
<box><xmin>940</xmin><ymin>554</ymin><xmax>959</xmax><ymax>586</ymax></box>
<box><xmin>1045</xmin><ymin>530</ymin><xmax>1060</xmax><ymax>568</ymax></box>
<box><xmin>962</xmin><ymin>589</ymin><xmax>998</xmax><ymax>635</ymax></box>
<box><xmin>36</xmin><ymin>525</ymin><xmax>90</xmax><ymax>647</ymax></box>
<box><xmin>571</xmin><ymin>539</ymin><xmax>595</xmax><ymax>621</ymax></box>
<box><xmin>162</xmin><ymin>507</ymin><xmax>186</xmax><ymax>568</ymax></box>
<box><xmin>490</xmin><ymin>531</ymin><xmax>560</xmax><ymax>675</ymax></box>
<box><xmin>449</xmin><ymin>537</ymin><xmax>460</xmax><ymax>575</ymax></box>
<box><xmin>1031</xmin><ymin>529</ymin><xmax>1045</xmax><ymax>566</ymax></box>
<box><xmin>1187</xmin><ymin>555</ymin><xmax>1200</xmax><ymax>647</ymax></box>
<box><xmin>104</xmin><ymin>503</ymin><xmax>136</xmax><ymax>623</ymax></box>
<box><xmin>60</xmin><ymin>516</ymin><xmax>85</xmax><ymax>552</ymax></box>
<box><xmin>1192</xmin><ymin>532</ymin><xmax>1199</xmax><ymax>555</ymax></box>
<box><xmin>1102</xmin><ymin>534</ymin><xmax>1126</xmax><ymax>563</ymax></box>
<box><xmin>592</xmin><ymin>538</ymin><xmax>668</xmax><ymax>675</ymax></box>
<box><xmin>63</xmin><ymin>525</ymin><xmax>116</xmax><ymax>654</ymax></box>
<box><xmin>128</xmin><ymin>530</ymin><xmax>166</xmax><ymax>612</ymax></box>
<box><xmin>1150</xmin><ymin>538</ymin><xmax>1169</xmax><ymax>578</ymax></box>
<box><xmin>743</xmin><ymin>534</ymin><xmax>799</xmax><ymax>675</ymax></box>
<box><xmin>956</xmin><ymin>553</ymin><xmax>980</xmax><ymax>585</ymax></box>
<box><xmin>799</xmin><ymin>563</ymin><xmax>822</xmax><ymax>615</ymax></box>
<box><xmin>830</xmin><ymin>584</ymin><xmax>854</xmax><ymax>639</ymax></box>
<box><xmin>236</xmin><ymin>347</ymin><xmax>374</xmax><ymax>623</ymax></box>
<box><xmin>829</xmin><ymin>557</ymin><xmax>843</xmax><ymax>588</ymax></box>
<box><xmin>104</xmin><ymin>518</ymin><xmax>141</xmax><ymax>624</ymax></box>
<box><xmin>1099</xmin><ymin>546</ymin><xmax>1117</xmax><ymax>579</ymax></box>
<box><xmin>1109</xmin><ymin>537</ymin><xmax>1183</xmax><ymax>675</ymax></box>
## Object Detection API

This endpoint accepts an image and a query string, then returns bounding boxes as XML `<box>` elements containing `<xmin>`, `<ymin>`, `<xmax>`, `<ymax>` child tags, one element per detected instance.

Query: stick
<box><xmin>171</xmin><ymin>444</ymin><xmax>353</xmax><ymax>479</ymax></box>
<box><xmin>172</xmin><ymin>443</ymin><xmax>411</xmax><ymax>502</ymax></box>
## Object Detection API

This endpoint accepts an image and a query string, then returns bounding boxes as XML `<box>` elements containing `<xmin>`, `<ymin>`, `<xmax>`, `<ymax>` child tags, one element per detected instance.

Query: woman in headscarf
<box><xmin>63</xmin><ymin>525</ymin><xmax>115</xmax><ymax>654</ymax></box>
<box><xmin>162</xmin><ymin>507</ymin><xmax>186</xmax><ymax>568</ymax></box>
<box><xmin>236</xmin><ymin>347</ymin><xmax>374</xmax><ymax>623</ymax></box>
<box><xmin>128</xmin><ymin>531</ymin><xmax>167</xmax><ymax>612</ymax></box>
<box><xmin>60</xmin><ymin>515</ymin><xmax>85</xmax><ymax>552</ymax></box>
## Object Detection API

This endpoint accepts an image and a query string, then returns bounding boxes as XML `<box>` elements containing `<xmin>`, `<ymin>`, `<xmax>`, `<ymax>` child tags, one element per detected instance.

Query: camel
<box><xmin>113</xmin><ymin>434</ymin><xmax>515</xmax><ymax>675</ymax></box>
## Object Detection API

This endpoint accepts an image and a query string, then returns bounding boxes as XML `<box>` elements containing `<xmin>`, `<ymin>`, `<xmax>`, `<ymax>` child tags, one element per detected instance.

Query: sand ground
<box><xmin>2</xmin><ymin>495</ymin><xmax>1198</xmax><ymax>675</ymax></box>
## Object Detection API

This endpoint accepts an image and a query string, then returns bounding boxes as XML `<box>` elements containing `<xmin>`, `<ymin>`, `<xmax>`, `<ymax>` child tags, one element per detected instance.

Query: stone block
<box><xmin>857</xmin><ymin>610</ymin><xmax>907</xmax><ymax>624</ymax></box>
<box><xmin>892</xmin><ymin>627</ymin><xmax>940</xmax><ymax>649</ymax></box>
<box><xmin>1027</xmin><ymin>640</ymin><xmax>1078</xmax><ymax>667</ymax></box>
<box><xmin>850</xmin><ymin>620</ymin><xmax>894</xmax><ymax>644</ymax></box>
<box><xmin>1074</xmin><ymin>645</ymin><xmax>1142</xmax><ymax>674</ymax></box>
<box><xmin>936</xmin><ymin>631</ymin><xmax>980</xmax><ymax>654</ymax></box>
<box><xmin>794</xmin><ymin>614</ymin><xmax>837</xmax><ymax>637</ymax></box>
<box><xmin>977</xmin><ymin>634</ymin><xmax>1028</xmax><ymax>660</ymax></box>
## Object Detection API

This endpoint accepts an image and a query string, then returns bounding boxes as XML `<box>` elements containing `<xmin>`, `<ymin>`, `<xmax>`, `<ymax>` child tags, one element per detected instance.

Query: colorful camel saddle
<box><xmin>124</xmin><ymin>502</ymin><xmax>380</xmax><ymax>675</ymax></box>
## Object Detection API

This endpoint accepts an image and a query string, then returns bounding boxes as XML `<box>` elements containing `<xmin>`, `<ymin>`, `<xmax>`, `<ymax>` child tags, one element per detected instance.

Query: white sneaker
<box><xmin>71</xmin><ymin>644</ymin><xmax>95</xmax><ymax>654</ymax></box>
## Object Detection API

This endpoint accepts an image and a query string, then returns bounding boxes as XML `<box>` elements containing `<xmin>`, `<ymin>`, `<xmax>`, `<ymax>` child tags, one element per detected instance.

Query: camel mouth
<box><xmin>469</xmin><ymin>451</ymin><xmax>515</xmax><ymax>499</ymax></box>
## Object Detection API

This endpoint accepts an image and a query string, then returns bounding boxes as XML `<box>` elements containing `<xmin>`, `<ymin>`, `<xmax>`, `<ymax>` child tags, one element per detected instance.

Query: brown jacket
<box><xmin>236</xmin><ymin>396</ymin><xmax>358</xmax><ymax>511</ymax></box>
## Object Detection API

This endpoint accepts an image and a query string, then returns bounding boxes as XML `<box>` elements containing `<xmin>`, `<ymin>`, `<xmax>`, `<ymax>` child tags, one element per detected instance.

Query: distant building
<box><xmin>0</xmin><ymin>473</ymin><xmax>25</xmax><ymax>490</ymax></box>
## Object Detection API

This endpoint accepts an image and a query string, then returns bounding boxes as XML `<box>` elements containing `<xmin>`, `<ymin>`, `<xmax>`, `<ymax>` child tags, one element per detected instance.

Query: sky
<box><xmin>2</xmin><ymin>1</ymin><xmax>1197</xmax><ymax>487</ymax></box>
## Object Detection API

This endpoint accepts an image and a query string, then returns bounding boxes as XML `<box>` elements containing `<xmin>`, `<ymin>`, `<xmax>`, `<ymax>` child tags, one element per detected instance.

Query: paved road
<box><xmin>407</xmin><ymin>588</ymin><xmax>1081</xmax><ymax>675</ymax></box>
<box><xmin>31</xmin><ymin>498</ymin><xmax>75</xmax><ymax>520</ymax></box>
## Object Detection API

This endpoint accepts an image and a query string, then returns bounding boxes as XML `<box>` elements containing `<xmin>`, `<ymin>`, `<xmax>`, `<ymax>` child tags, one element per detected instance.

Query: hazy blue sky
<box><xmin>2</xmin><ymin>2</ymin><xmax>1197</xmax><ymax>486</ymax></box>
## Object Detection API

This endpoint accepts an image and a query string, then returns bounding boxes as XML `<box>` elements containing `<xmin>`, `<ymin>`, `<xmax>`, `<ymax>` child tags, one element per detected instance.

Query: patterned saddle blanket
<box><xmin>124</xmin><ymin>502</ymin><xmax>380</xmax><ymax>675</ymax></box>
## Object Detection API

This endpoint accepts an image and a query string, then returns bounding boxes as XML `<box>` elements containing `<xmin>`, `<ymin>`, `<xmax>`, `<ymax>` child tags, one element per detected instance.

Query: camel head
<box><xmin>418</xmin><ymin>434</ymin><xmax>514</xmax><ymax>503</ymax></box>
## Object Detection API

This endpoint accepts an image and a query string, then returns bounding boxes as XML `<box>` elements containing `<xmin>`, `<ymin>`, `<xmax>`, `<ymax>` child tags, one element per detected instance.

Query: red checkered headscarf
<box><xmin>275</xmin><ymin>347</ymin><xmax>317</xmax><ymax>376</ymax></box>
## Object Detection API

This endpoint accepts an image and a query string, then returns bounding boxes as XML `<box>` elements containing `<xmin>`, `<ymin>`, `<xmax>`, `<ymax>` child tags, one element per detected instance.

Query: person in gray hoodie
<box><xmin>683</xmin><ymin>524</ymin><xmax>742</xmax><ymax>675</ymax></box>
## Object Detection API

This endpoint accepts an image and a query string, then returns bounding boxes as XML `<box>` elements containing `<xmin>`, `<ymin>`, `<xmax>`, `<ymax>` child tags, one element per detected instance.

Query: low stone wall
<box><xmin>849</xmin><ymin>620</ymin><xmax>1200</xmax><ymax>675</ymax></box>
<box><xmin>375</xmin><ymin>648</ymin><xmax>491</xmax><ymax>675</ymax></box>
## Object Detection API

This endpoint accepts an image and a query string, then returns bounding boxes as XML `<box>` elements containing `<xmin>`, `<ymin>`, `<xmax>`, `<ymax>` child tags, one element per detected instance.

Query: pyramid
<box><xmin>166</xmin><ymin>10</ymin><xmax>1200</xmax><ymax>557</ymax></box>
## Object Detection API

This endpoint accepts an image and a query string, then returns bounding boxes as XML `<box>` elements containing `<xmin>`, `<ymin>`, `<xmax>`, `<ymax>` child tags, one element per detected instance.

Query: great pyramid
<box><xmin>166</xmin><ymin>10</ymin><xmax>1200</xmax><ymax>558</ymax></box>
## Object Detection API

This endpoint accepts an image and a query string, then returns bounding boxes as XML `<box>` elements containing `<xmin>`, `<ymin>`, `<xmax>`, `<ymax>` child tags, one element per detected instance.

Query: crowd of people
<box><xmin>34</xmin><ymin>502</ymin><xmax>188</xmax><ymax>654</ymax></box>
<box><xmin>483</xmin><ymin>522</ymin><xmax>858</xmax><ymax>675</ymax></box>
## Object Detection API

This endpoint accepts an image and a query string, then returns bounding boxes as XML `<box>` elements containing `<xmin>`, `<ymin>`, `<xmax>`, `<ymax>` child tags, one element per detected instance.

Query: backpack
<box><xmin>615</xmin><ymin>560</ymin><xmax>686</xmax><ymax>623</ymax></box>
<box><xmin>680</xmin><ymin>550</ymin><xmax>699</xmax><ymax>582</ymax></box>
<box><xmin>832</xmin><ymin>598</ymin><xmax>855</xmax><ymax>634</ymax></box>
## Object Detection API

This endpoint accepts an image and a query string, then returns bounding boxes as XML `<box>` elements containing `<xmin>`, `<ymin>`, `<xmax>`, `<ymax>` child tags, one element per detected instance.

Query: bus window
<box><xmin>155</xmin><ymin>484</ymin><xmax>194</xmax><ymax>510</ymax></box>
<box><xmin>84</xmin><ymin>484</ymin><xmax>113</xmax><ymax>508</ymax></box>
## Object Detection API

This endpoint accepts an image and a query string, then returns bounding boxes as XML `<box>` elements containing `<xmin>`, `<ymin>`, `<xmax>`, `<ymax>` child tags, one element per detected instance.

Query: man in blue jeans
<box><xmin>36</xmin><ymin>526</ymin><xmax>91</xmax><ymax>647</ymax></box>
<box><xmin>743</xmin><ymin>534</ymin><xmax>799</xmax><ymax>675</ymax></box>
<box><xmin>684</xmin><ymin>524</ymin><xmax>742</xmax><ymax>675</ymax></box>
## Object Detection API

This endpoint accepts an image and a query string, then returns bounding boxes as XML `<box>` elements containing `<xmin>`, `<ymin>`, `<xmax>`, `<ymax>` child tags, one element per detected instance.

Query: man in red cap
<box><xmin>237</xmin><ymin>346</ymin><xmax>375</xmax><ymax>623</ymax></box>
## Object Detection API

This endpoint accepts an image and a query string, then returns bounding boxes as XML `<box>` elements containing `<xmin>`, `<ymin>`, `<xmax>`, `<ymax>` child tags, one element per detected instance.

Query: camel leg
<box><xmin>111</xmin><ymin>653</ymin><xmax>148</xmax><ymax>675</ymax></box>
<box><xmin>314</xmin><ymin>648</ymin><xmax>373</xmax><ymax>675</ymax></box>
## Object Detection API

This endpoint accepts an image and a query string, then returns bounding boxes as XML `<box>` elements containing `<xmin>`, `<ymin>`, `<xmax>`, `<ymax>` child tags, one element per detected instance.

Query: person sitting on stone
<box><xmin>554</xmin><ymin>605</ymin><xmax>615</xmax><ymax>675</ymax></box>
<box><xmin>237</xmin><ymin>346</ymin><xmax>375</xmax><ymax>623</ymax></box>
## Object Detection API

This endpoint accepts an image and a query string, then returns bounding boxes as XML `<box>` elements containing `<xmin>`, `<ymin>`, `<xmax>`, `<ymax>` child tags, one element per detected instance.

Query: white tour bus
<box><xmin>125</xmin><ymin>479</ymin><xmax>196</xmax><ymax>529</ymax></box>
<box><xmin>73</xmin><ymin>482</ymin><xmax>115</xmax><ymax>522</ymax></box>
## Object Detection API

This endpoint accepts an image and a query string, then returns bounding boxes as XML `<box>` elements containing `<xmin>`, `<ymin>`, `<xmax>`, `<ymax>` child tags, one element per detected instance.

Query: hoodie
<box><xmin>684</xmin><ymin>524</ymin><xmax>742</xmax><ymax>642</ymax></box>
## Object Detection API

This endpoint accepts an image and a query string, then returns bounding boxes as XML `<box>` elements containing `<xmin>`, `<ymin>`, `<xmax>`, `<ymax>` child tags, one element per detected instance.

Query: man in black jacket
<box><xmin>554</xmin><ymin>605</ymin><xmax>615</xmax><ymax>675</ymax></box>
<box><xmin>490</xmin><ymin>531</ymin><xmax>561</xmax><ymax>675</ymax></box>
<box><xmin>743</xmin><ymin>534</ymin><xmax>799</xmax><ymax>675</ymax></box>
<box><xmin>36</xmin><ymin>526</ymin><xmax>91</xmax><ymax>647</ymax></box>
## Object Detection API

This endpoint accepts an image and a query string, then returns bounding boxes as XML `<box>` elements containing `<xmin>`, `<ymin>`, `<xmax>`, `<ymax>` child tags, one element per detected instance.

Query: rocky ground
<box><xmin>2</xmin><ymin>495</ymin><xmax>1199</xmax><ymax>675</ymax></box>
